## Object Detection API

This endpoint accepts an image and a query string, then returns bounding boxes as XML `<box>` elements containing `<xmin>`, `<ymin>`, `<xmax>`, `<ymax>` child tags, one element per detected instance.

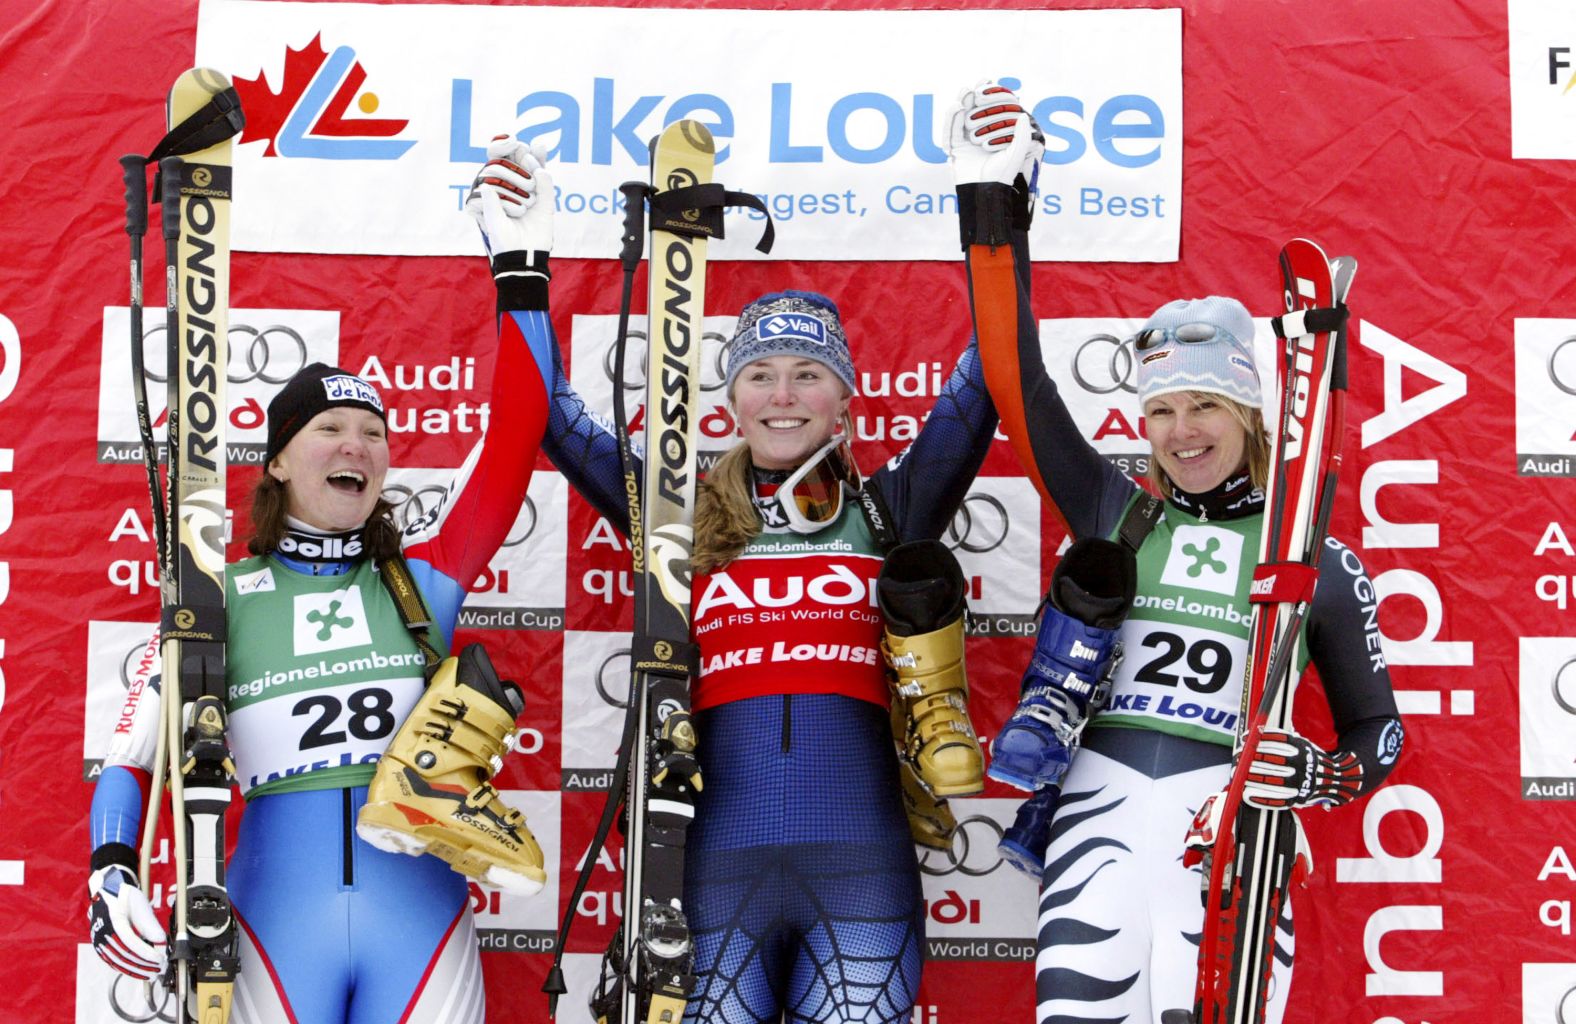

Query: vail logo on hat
<box><xmin>322</xmin><ymin>374</ymin><xmax>383</xmax><ymax>412</ymax></box>
<box><xmin>760</xmin><ymin>313</ymin><xmax>827</xmax><ymax>346</ymax></box>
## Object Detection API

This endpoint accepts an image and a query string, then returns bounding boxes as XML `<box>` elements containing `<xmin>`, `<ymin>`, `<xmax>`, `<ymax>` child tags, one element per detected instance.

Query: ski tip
<box><xmin>1282</xmin><ymin>237</ymin><xmax>1328</xmax><ymax>260</ymax></box>
<box><xmin>678</xmin><ymin>119</ymin><xmax>715</xmax><ymax>154</ymax></box>
<box><xmin>176</xmin><ymin>67</ymin><xmax>235</xmax><ymax>97</ymax></box>
<box><xmin>1331</xmin><ymin>256</ymin><xmax>1358</xmax><ymax>302</ymax></box>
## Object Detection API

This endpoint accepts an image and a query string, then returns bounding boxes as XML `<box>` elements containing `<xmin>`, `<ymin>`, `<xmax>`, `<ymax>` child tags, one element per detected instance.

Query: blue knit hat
<box><xmin>1134</xmin><ymin>296</ymin><xmax>1262</xmax><ymax>409</ymax></box>
<box><xmin>724</xmin><ymin>291</ymin><xmax>858</xmax><ymax>397</ymax></box>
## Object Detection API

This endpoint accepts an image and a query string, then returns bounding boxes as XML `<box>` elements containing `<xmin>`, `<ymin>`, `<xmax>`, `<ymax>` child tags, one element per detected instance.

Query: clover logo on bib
<box><xmin>1159</xmin><ymin>525</ymin><xmax>1244</xmax><ymax>597</ymax></box>
<box><xmin>293</xmin><ymin>586</ymin><xmax>374</xmax><ymax>655</ymax></box>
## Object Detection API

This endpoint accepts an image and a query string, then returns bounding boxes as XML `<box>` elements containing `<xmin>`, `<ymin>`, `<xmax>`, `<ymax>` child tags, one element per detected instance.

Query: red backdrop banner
<box><xmin>1</xmin><ymin>2</ymin><xmax>1570</xmax><ymax>1023</ymax></box>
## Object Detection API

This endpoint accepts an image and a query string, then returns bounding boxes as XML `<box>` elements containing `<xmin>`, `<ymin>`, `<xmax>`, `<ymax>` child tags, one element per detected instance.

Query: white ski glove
<box><xmin>87</xmin><ymin>863</ymin><xmax>167</xmax><ymax>981</ymax></box>
<box><xmin>466</xmin><ymin>135</ymin><xmax>553</xmax><ymax>280</ymax></box>
<box><xmin>947</xmin><ymin>80</ymin><xmax>1044</xmax><ymax>192</ymax></box>
<box><xmin>1242</xmin><ymin>728</ymin><xmax>1364</xmax><ymax>810</ymax></box>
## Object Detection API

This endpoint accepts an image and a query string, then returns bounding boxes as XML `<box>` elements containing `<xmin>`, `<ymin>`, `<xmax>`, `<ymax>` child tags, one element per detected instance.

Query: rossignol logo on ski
<box><xmin>654</xmin><ymin>228</ymin><xmax>696</xmax><ymax>507</ymax></box>
<box><xmin>232</xmin><ymin>33</ymin><xmax>415</xmax><ymax>160</ymax></box>
<box><xmin>178</xmin><ymin>171</ymin><xmax>226</xmax><ymax>476</ymax></box>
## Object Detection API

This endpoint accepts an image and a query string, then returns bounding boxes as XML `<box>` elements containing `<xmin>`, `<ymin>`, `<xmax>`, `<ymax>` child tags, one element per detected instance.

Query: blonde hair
<box><xmin>1144</xmin><ymin>392</ymin><xmax>1269</xmax><ymax>500</ymax></box>
<box><xmin>691</xmin><ymin>410</ymin><xmax>856</xmax><ymax>575</ymax></box>
<box><xmin>692</xmin><ymin>442</ymin><xmax>760</xmax><ymax>575</ymax></box>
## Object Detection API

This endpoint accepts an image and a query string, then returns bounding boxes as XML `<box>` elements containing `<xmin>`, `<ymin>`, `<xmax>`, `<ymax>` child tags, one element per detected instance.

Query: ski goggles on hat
<box><xmin>1132</xmin><ymin>321</ymin><xmax>1238</xmax><ymax>351</ymax></box>
<box><xmin>778</xmin><ymin>434</ymin><xmax>861</xmax><ymax>534</ymax></box>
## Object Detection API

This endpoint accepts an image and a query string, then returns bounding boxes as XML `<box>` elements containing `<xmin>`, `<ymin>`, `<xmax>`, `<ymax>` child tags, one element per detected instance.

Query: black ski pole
<box><xmin>120</xmin><ymin>154</ymin><xmax>168</xmax><ymax>560</ymax></box>
<box><xmin>543</xmin><ymin>179</ymin><xmax>651</xmax><ymax>1018</ymax></box>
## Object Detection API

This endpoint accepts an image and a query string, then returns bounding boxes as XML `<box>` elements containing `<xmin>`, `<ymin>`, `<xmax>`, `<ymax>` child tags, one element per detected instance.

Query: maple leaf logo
<box><xmin>232</xmin><ymin>33</ymin><xmax>412</xmax><ymax>158</ymax></box>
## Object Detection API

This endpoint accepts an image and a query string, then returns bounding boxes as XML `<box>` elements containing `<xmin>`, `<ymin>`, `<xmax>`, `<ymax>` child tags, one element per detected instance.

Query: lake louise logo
<box><xmin>233</xmin><ymin>34</ymin><xmax>415</xmax><ymax>160</ymax></box>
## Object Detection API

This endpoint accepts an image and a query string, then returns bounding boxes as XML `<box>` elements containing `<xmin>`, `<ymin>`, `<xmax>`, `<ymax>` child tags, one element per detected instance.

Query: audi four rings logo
<box><xmin>120</xmin><ymin>641</ymin><xmax>149</xmax><ymax>691</ymax></box>
<box><xmin>382</xmin><ymin>484</ymin><xmax>538</xmax><ymax>548</ymax></box>
<box><xmin>946</xmin><ymin>493</ymin><xmax>1009</xmax><ymax>554</ymax></box>
<box><xmin>141</xmin><ymin>322</ymin><xmax>309</xmax><ymax>385</ymax></box>
<box><xmin>917</xmin><ymin>814</ymin><xmax>1007</xmax><ymax>877</ymax></box>
<box><xmin>602</xmin><ymin>328</ymin><xmax>732</xmax><ymax>393</ymax></box>
<box><xmin>1072</xmin><ymin>332</ymin><xmax>1137</xmax><ymax>395</ymax></box>
<box><xmin>1549</xmin><ymin>336</ymin><xmax>1576</xmax><ymax>397</ymax></box>
<box><xmin>596</xmin><ymin>649</ymin><xmax>633</xmax><ymax>709</ymax></box>
<box><xmin>1552</xmin><ymin>657</ymin><xmax>1576</xmax><ymax>715</ymax></box>
<box><xmin>108</xmin><ymin>972</ymin><xmax>176</xmax><ymax>1022</ymax></box>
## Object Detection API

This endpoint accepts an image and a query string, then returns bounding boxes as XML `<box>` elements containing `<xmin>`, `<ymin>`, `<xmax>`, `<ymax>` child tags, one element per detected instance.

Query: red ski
<box><xmin>1176</xmin><ymin>239</ymin><xmax>1357</xmax><ymax>1024</ymax></box>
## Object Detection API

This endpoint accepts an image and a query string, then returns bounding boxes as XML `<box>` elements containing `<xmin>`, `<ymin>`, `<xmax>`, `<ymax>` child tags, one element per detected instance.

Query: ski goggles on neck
<box><xmin>779</xmin><ymin>434</ymin><xmax>861</xmax><ymax>534</ymax></box>
<box><xmin>1132</xmin><ymin>322</ymin><xmax>1245</xmax><ymax>353</ymax></box>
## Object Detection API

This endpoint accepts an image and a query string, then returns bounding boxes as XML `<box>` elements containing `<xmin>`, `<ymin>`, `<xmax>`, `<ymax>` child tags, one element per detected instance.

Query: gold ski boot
<box><xmin>878</xmin><ymin>540</ymin><xmax>984</xmax><ymax>798</ymax></box>
<box><xmin>357</xmin><ymin>644</ymin><xmax>547</xmax><ymax>895</ymax></box>
<box><xmin>895</xmin><ymin>754</ymin><xmax>959</xmax><ymax>850</ymax></box>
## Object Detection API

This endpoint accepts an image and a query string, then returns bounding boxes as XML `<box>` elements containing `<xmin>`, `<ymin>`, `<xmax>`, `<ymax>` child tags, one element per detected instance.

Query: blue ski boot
<box><xmin>999</xmin><ymin>785</ymin><xmax>1060</xmax><ymax>878</ymax></box>
<box><xmin>988</xmin><ymin>537</ymin><xmax>1135</xmax><ymax>792</ymax></box>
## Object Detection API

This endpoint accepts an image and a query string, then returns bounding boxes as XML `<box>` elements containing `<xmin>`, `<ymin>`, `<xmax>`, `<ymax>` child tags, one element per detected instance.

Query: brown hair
<box><xmin>1144</xmin><ymin>392</ymin><xmax>1270</xmax><ymax>500</ymax></box>
<box><xmin>246</xmin><ymin>472</ymin><xmax>402</xmax><ymax>561</ymax></box>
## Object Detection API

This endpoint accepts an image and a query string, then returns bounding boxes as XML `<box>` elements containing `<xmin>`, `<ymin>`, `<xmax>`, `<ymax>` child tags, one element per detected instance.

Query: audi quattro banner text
<box><xmin>194</xmin><ymin>0</ymin><xmax>1180</xmax><ymax>261</ymax></box>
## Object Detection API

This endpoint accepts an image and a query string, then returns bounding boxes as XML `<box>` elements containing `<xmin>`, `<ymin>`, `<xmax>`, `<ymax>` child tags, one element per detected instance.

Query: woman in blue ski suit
<box><xmin>85</xmin><ymin>144</ymin><xmax>557</xmax><ymax>1024</ymax></box>
<box><xmin>469</xmin><ymin>151</ymin><xmax>1002</xmax><ymax>1020</ymax></box>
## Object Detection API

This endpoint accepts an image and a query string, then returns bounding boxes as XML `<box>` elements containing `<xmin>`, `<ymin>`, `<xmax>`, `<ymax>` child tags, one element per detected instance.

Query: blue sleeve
<box><xmin>538</xmin><ymin>319</ymin><xmax>636</xmax><ymax>536</ymax></box>
<box><xmin>867</xmin><ymin>340</ymin><xmax>999</xmax><ymax>543</ymax></box>
<box><xmin>90</xmin><ymin>766</ymin><xmax>146</xmax><ymax>852</ymax></box>
<box><xmin>405</xmin><ymin>559</ymin><xmax>466</xmax><ymax>650</ymax></box>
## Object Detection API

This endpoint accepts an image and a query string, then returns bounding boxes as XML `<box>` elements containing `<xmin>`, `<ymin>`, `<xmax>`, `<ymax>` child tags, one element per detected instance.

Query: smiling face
<box><xmin>730</xmin><ymin>356</ymin><xmax>851</xmax><ymax>471</ymax></box>
<box><xmin>267</xmin><ymin>407</ymin><xmax>390</xmax><ymax>531</ymax></box>
<box><xmin>1142</xmin><ymin>391</ymin><xmax>1249</xmax><ymax>495</ymax></box>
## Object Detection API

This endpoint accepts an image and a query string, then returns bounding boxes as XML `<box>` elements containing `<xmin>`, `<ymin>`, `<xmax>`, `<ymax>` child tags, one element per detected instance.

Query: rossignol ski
<box><xmin>542</xmin><ymin>119</ymin><xmax>773</xmax><ymax>1023</ymax></box>
<box><xmin>603</xmin><ymin>118</ymin><xmax>715</xmax><ymax>1024</ymax></box>
<box><xmin>121</xmin><ymin>68</ymin><xmax>245</xmax><ymax>1024</ymax></box>
<box><xmin>1171</xmin><ymin>239</ymin><xmax>1356</xmax><ymax>1024</ymax></box>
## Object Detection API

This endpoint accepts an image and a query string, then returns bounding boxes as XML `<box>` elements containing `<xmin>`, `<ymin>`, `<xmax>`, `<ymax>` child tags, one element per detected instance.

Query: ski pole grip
<box><xmin>618</xmin><ymin>181</ymin><xmax>647</xmax><ymax>272</ymax></box>
<box><xmin>120</xmin><ymin>155</ymin><xmax>148</xmax><ymax>237</ymax></box>
<box><xmin>159</xmin><ymin>156</ymin><xmax>185</xmax><ymax>240</ymax></box>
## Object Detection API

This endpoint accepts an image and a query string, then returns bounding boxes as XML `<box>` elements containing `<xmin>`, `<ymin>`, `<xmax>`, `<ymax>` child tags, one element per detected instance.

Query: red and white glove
<box><xmin>87</xmin><ymin>863</ymin><xmax>167</xmax><ymax>981</ymax></box>
<box><xmin>466</xmin><ymin>135</ymin><xmax>553</xmax><ymax>277</ymax></box>
<box><xmin>947</xmin><ymin>80</ymin><xmax>1044</xmax><ymax>192</ymax></box>
<box><xmin>1242</xmin><ymin>728</ymin><xmax>1363</xmax><ymax>810</ymax></box>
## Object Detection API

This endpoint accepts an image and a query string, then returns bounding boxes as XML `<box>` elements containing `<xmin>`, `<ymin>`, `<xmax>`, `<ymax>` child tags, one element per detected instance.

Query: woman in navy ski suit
<box><xmin>470</xmin><ymin>154</ymin><xmax>1000</xmax><ymax>1021</ymax></box>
